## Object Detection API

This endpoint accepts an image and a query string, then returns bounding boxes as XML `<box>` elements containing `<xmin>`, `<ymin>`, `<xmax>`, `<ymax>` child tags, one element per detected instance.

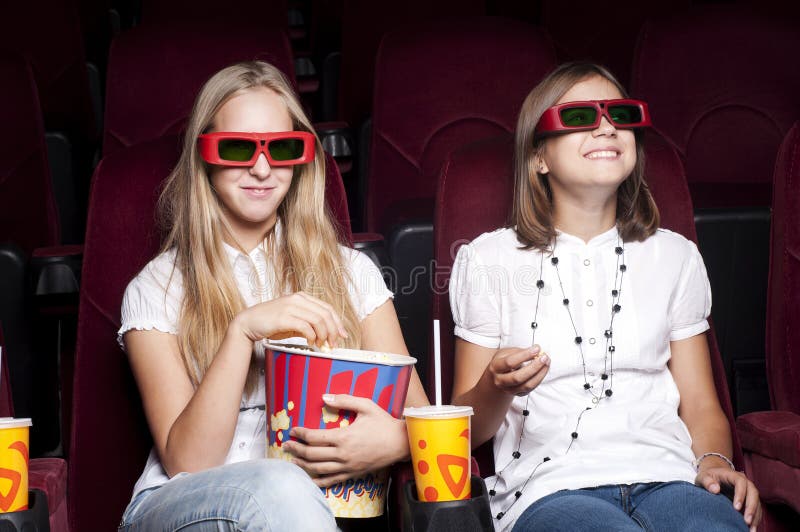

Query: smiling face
<box><xmin>207</xmin><ymin>87</ymin><xmax>296</xmax><ymax>248</ymax></box>
<box><xmin>537</xmin><ymin>75</ymin><xmax>637</xmax><ymax>202</ymax></box>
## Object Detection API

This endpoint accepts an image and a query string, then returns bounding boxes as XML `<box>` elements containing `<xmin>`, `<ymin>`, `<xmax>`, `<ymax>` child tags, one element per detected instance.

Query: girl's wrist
<box><xmin>693</xmin><ymin>452</ymin><xmax>735</xmax><ymax>472</ymax></box>
<box><xmin>228</xmin><ymin>312</ymin><xmax>255</xmax><ymax>343</ymax></box>
<box><xmin>396</xmin><ymin>418</ymin><xmax>412</xmax><ymax>462</ymax></box>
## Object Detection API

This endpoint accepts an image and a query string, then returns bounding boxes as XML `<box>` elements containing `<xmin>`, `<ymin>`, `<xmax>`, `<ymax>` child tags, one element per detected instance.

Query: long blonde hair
<box><xmin>511</xmin><ymin>62</ymin><xmax>659</xmax><ymax>251</ymax></box>
<box><xmin>158</xmin><ymin>61</ymin><xmax>361</xmax><ymax>394</ymax></box>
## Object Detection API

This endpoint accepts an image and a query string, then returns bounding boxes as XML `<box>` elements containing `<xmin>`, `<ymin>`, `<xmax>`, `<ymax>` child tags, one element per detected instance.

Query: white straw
<box><xmin>433</xmin><ymin>319</ymin><xmax>442</xmax><ymax>406</ymax></box>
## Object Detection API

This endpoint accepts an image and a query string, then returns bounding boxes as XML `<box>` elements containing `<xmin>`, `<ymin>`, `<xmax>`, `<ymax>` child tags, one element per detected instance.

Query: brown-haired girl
<box><xmin>450</xmin><ymin>62</ymin><xmax>761</xmax><ymax>532</ymax></box>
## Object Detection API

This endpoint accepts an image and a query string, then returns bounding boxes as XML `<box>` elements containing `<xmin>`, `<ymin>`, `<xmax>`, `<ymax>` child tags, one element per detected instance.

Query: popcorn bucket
<box><xmin>265</xmin><ymin>343</ymin><xmax>416</xmax><ymax>517</ymax></box>
<box><xmin>0</xmin><ymin>418</ymin><xmax>31</xmax><ymax>513</ymax></box>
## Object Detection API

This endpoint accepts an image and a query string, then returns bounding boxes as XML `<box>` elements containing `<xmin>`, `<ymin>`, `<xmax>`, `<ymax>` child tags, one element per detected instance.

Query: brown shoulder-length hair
<box><xmin>511</xmin><ymin>62</ymin><xmax>659</xmax><ymax>251</ymax></box>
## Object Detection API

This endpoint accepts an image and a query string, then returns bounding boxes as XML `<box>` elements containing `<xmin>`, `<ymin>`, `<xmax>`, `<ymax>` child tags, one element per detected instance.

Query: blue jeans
<box><xmin>512</xmin><ymin>481</ymin><xmax>748</xmax><ymax>532</ymax></box>
<box><xmin>119</xmin><ymin>459</ymin><xmax>337</xmax><ymax>531</ymax></box>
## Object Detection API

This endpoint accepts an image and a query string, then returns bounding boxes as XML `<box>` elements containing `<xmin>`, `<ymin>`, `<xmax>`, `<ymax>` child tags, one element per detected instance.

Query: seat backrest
<box><xmin>68</xmin><ymin>134</ymin><xmax>351</xmax><ymax>532</ymax></box>
<box><xmin>139</xmin><ymin>0</ymin><xmax>289</xmax><ymax>26</ymax></box>
<box><xmin>766</xmin><ymin>122</ymin><xmax>800</xmax><ymax>415</ymax></box>
<box><xmin>541</xmin><ymin>0</ymin><xmax>690</xmax><ymax>90</ymax></box>
<box><xmin>631</xmin><ymin>6</ymin><xmax>800</xmax><ymax>208</ymax></box>
<box><xmin>103</xmin><ymin>22</ymin><xmax>296</xmax><ymax>156</ymax></box>
<box><xmin>431</xmin><ymin>131</ymin><xmax>742</xmax><ymax>471</ymax></box>
<box><xmin>0</xmin><ymin>2</ymin><xmax>96</xmax><ymax>143</ymax></box>
<box><xmin>337</xmin><ymin>1</ymin><xmax>486</xmax><ymax>127</ymax></box>
<box><xmin>0</xmin><ymin>52</ymin><xmax>59</xmax><ymax>253</ymax></box>
<box><xmin>366</xmin><ymin>17</ymin><xmax>556</xmax><ymax>234</ymax></box>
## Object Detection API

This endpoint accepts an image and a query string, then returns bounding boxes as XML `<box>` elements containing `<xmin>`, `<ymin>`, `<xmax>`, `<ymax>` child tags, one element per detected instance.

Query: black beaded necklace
<box><xmin>489</xmin><ymin>234</ymin><xmax>627</xmax><ymax>521</ymax></box>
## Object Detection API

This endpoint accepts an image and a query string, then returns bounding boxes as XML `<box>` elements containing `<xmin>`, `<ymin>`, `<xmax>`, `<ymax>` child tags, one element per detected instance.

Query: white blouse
<box><xmin>450</xmin><ymin>226</ymin><xmax>711</xmax><ymax>530</ymax></box>
<box><xmin>118</xmin><ymin>241</ymin><xmax>392</xmax><ymax>500</ymax></box>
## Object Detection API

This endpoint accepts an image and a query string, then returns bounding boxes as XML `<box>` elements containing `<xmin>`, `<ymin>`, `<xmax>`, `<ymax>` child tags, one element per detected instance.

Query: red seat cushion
<box><xmin>737</xmin><ymin>411</ymin><xmax>800</xmax><ymax>468</ymax></box>
<box><xmin>743</xmin><ymin>451</ymin><xmax>800</xmax><ymax>512</ymax></box>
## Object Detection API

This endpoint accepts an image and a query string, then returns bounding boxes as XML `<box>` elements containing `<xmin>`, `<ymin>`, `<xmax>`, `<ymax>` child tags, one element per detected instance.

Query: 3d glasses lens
<box><xmin>607</xmin><ymin>104</ymin><xmax>642</xmax><ymax>125</ymax></box>
<box><xmin>218</xmin><ymin>139</ymin><xmax>257</xmax><ymax>161</ymax></box>
<box><xmin>559</xmin><ymin>107</ymin><xmax>599</xmax><ymax>127</ymax></box>
<box><xmin>268</xmin><ymin>138</ymin><xmax>305</xmax><ymax>161</ymax></box>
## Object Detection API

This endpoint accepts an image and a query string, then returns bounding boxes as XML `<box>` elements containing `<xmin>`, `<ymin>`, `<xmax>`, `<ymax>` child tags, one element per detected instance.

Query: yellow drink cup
<box><xmin>0</xmin><ymin>418</ymin><xmax>31</xmax><ymax>513</ymax></box>
<box><xmin>404</xmin><ymin>405</ymin><xmax>473</xmax><ymax>502</ymax></box>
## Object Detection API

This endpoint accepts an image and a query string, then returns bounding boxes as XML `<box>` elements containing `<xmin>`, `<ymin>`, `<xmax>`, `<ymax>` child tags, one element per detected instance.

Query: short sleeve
<box><xmin>669</xmin><ymin>239</ymin><xmax>712</xmax><ymax>341</ymax></box>
<box><xmin>118</xmin><ymin>252</ymin><xmax>183</xmax><ymax>350</ymax></box>
<box><xmin>449</xmin><ymin>242</ymin><xmax>502</xmax><ymax>349</ymax></box>
<box><xmin>344</xmin><ymin>248</ymin><xmax>393</xmax><ymax>321</ymax></box>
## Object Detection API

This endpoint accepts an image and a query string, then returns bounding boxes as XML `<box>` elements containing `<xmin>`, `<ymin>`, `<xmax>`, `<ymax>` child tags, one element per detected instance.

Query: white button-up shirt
<box><xmin>118</xmin><ymin>242</ymin><xmax>392</xmax><ymax>499</ymax></box>
<box><xmin>450</xmin><ymin>226</ymin><xmax>711</xmax><ymax>530</ymax></box>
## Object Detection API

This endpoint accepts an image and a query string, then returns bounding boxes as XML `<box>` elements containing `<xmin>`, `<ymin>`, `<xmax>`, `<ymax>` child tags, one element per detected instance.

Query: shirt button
<box><xmin>260</xmin><ymin>368</ymin><xmax>265</xmax><ymax>375</ymax></box>
<box><xmin>589</xmin><ymin>338</ymin><xmax>596</xmax><ymax>345</ymax></box>
<box><xmin>239</xmin><ymin>441</ymin><xmax>246</xmax><ymax>449</ymax></box>
<box><xmin>586</xmin><ymin>299</ymin><xmax>593</xmax><ymax>307</ymax></box>
<box><xmin>583</xmin><ymin>259</ymin><xmax>591</xmax><ymax>266</ymax></box>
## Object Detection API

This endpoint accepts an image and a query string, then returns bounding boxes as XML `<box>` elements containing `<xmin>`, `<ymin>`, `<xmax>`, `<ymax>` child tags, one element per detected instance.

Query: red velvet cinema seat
<box><xmin>631</xmin><ymin>5</ymin><xmax>800</xmax><ymax>209</ymax></box>
<box><xmin>0</xmin><ymin>2</ymin><xmax>96</xmax><ymax>148</ymax></box>
<box><xmin>431</xmin><ymin>131</ymin><xmax>743</xmax><ymax>474</ymax></box>
<box><xmin>0</xmin><ymin>51</ymin><xmax>81</xmax><ymax>458</ymax></box>
<box><xmin>102</xmin><ymin>21</ymin><xmax>296</xmax><ymax>156</ymax></box>
<box><xmin>737</xmin><ymin>123</ymin><xmax>800</xmax><ymax>531</ymax></box>
<box><xmin>334</xmin><ymin>0</ymin><xmax>486</xmax><ymax>127</ymax></box>
<box><xmin>540</xmin><ymin>0</ymin><xmax>690</xmax><ymax>90</ymax></box>
<box><xmin>632</xmin><ymin>6</ymin><xmax>800</xmax><ymax>415</ymax></box>
<box><xmin>68</xmin><ymin>134</ymin><xmax>351</xmax><ymax>532</ymax></box>
<box><xmin>1</xmin><ymin>1</ymin><xmax>100</xmax><ymax>244</ymax></box>
<box><xmin>363</xmin><ymin>17</ymin><xmax>556</xmax><ymax>377</ymax></box>
<box><xmin>139</xmin><ymin>0</ymin><xmax>288</xmax><ymax>26</ymax></box>
<box><xmin>365</xmin><ymin>16</ymin><xmax>555</xmax><ymax>235</ymax></box>
<box><xmin>0</xmin><ymin>53</ymin><xmax>60</xmax><ymax>256</ymax></box>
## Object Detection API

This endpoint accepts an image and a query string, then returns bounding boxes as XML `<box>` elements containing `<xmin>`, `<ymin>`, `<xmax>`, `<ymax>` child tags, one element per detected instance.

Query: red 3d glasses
<box><xmin>535</xmin><ymin>99</ymin><xmax>652</xmax><ymax>137</ymax></box>
<box><xmin>198</xmin><ymin>131</ymin><xmax>315</xmax><ymax>166</ymax></box>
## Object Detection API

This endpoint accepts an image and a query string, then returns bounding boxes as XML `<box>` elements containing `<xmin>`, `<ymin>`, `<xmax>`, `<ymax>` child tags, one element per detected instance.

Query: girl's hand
<box><xmin>695</xmin><ymin>462</ymin><xmax>762</xmax><ymax>532</ymax></box>
<box><xmin>486</xmin><ymin>345</ymin><xmax>550</xmax><ymax>396</ymax></box>
<box><xmin>232</xmin><ymin>291</ymin><xmax>347</xmax><ymax>348</ymax></box>
<box><xmin>283</xmin><ymin>394</ymin><xmax>409</xmax><ymax>487</ymax></box>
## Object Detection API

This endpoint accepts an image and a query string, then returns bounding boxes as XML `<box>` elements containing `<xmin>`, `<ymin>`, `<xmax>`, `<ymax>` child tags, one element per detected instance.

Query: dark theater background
<box><xmin>0</xmin><ymin>1</ymin><xmax>798</xmax><ymax>530</ymax></box>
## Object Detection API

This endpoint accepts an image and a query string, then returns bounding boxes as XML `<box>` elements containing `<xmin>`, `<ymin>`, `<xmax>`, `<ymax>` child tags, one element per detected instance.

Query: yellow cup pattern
<box><xmin>407</xmin><ymin>416</ymin><xmax>471</xmax><ymax>502</ymax></box>
<box><xmin>0</xmin><ymin>426</ymin><xmax>28</xmax><ymax>513</ymax></box>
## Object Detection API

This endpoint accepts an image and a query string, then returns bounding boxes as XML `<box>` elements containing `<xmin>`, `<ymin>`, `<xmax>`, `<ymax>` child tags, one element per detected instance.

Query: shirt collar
<box><xmin>554</xmin><ymin>224</ymin><xmax>620</xmax><ymax>250</ymax></box>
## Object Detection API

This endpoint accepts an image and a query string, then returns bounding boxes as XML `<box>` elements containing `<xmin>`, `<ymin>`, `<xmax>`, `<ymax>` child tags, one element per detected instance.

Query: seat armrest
<box><xmin>29</xmin><ymin>457</ymin><xmax>68</xmax><ymax>532</ymax></box>
<box><xmin>295</xmin><ymin>55</ymin><xmax>318</xmax><ymax>94</ymax></box>
<box><xmin>315</xmin><ymin>121</ymin><xmax>354</xmax><ymax>173</ymax></box>
<box><xmin>30</xmin><ymin>245</ymin><xmax>83</xmax><ymax>296</ymax></box>
<box><xmin>737</xmin><ymin>411</ymin><xmax>800</xmax><ymax>467</ymax></box>
<box><xmin>30</xmin><ymin>245</ymin><xmax>82</xmax><ymax>316</ymax></box>
<box><xmin>315</xmin><ymin>121</ymin><xmax>352</xmax><ymax>155</ymax></box>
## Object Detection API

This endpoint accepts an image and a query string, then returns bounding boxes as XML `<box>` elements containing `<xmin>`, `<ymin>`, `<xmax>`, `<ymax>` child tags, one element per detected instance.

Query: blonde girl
<box><xmin>117</xmin><ymin>61</ymin><xmax>427</xmax><ymax>531</ymax></box>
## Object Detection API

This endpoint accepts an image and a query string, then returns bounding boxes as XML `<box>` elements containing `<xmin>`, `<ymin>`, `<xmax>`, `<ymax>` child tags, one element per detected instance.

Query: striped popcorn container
<box><xmin>265</xmin><ymin>343</ymin><xmax>416</xmax><ymax>517</ymax></box>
